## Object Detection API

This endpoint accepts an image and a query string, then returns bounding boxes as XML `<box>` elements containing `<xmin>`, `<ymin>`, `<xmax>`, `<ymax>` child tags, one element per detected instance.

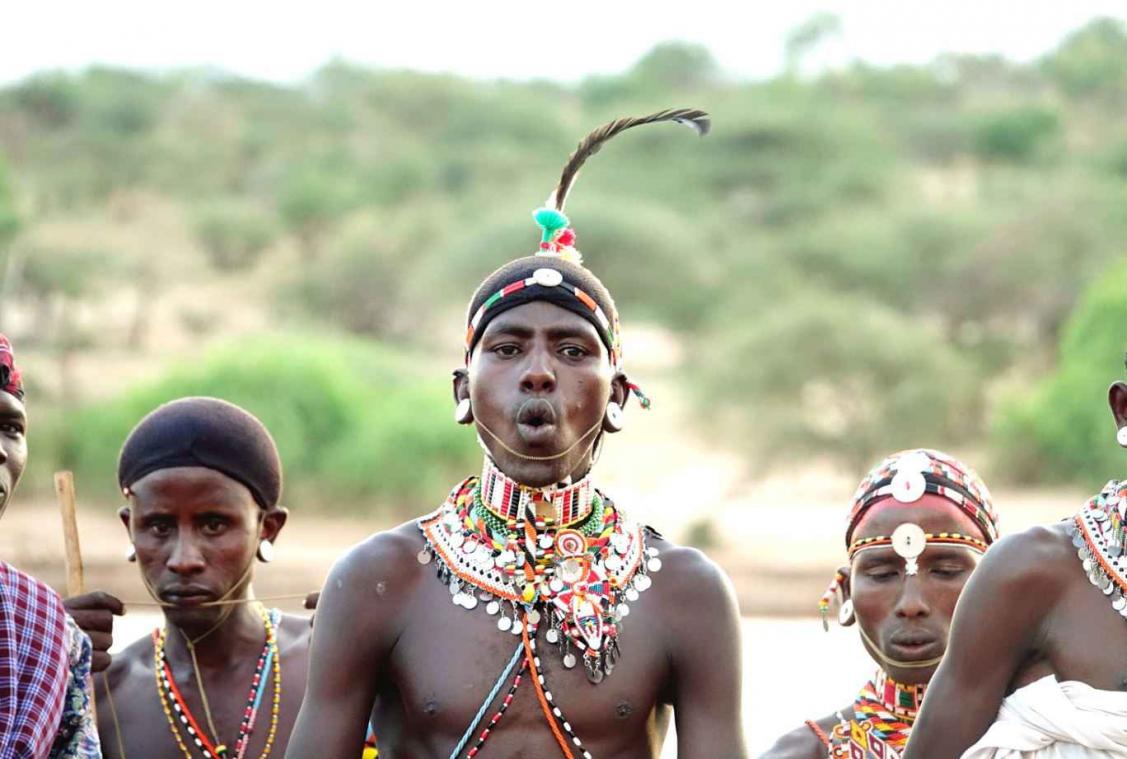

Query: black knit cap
<box><xmin>118</xmin><ymin>397</ymin><xmax>282</xmax><ymax>510</ymax></box>
<box><xmin>466</xmin><ymin>255</ymin><xmax>619</xmax><ymax>359</ymax></box>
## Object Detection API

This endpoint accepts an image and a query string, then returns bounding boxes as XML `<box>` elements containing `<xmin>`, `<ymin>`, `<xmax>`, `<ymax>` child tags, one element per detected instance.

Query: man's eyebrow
<box><xmin>545</xmin><ymin>325</ymin><xmax>600</xmax><ymax>342</ymax></box>
<box><xmin>0</xmin><ymin>408</ymin><xmax>26</xmax><ymax>424</ymax></box>
<box><xmin>483</xmin><ymin>321</ymin><xmax>534</xmax><ymax>339</ymax></box>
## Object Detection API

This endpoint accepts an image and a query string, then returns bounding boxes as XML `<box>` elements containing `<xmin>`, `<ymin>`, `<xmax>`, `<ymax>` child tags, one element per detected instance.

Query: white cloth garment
<box><xmin>962</xmin><ymin>675</ymin><xmax>1127</xmax><ymax>758</ymax></box>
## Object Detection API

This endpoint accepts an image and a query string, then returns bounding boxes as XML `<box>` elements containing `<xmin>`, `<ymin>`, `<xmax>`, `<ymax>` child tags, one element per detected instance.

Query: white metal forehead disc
<box><xmin>890</xmin><ymin>470</ymin><xmax>926</xmax><ymax>503</ymax></box>
<box><xmin>533</xmin><ymin>268</ymin><xmax>564</xmax><ymax>287</ymax></box>
<box><xmin>891</xmin><ymin>523</ymin><xmax>927</xmax><ymax>559</ymax></box>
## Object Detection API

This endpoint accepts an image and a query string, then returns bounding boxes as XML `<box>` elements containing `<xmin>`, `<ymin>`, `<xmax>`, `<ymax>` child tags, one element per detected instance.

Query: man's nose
<box><xmin>894</xmin><ymin>576</ymin><xmax>931</xmax><ymax>619</ymax></box>
<box><xmin>166</xmin><ymin>534</ymin><xmax>207</xmax><ymax>576</ymax></box>
<box><xmin>520</xmin><ymin>351</ymin><xmax>556</xmax><ymax>394</ymax></box>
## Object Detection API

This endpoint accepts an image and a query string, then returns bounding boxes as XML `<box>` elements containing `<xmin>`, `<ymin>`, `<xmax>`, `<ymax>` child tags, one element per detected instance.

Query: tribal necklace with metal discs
<box><xmin>417</xmin><ymin>460</ymin><xmax>661</xmax><ymax>684</ymax></box>
<box><xmin>1072</xmin><ymin>480</ymin><xmax>1127</xmax><ymax>619</ymax></box>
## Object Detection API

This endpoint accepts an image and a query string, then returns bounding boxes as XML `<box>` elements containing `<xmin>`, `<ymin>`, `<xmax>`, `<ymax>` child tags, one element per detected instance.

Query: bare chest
<box><xmin>376</xmin><ymin>571</ymin><xmax>673</xmax><ymax>756</ymax></box>
<box><xmin>1038</xmin><ymin>571</ymin><xmax>1127</xmax><ymax>690</ymax></box>
<box><xmin>99</xmin><ymin>646</ymin><xmax>307</xmax><ymax>759</ymax></box>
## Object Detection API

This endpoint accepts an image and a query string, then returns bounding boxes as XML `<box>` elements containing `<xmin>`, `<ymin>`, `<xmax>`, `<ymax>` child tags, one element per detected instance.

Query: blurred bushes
<box><xmin>695</xmin><ymin>290</ymin><xmax>981</xmax><ymax>470</ymax></box>
<box><xmin>36</xmin><ymin>336</ymin><xmax>477</xmax><ymax>514</ymax></box>
<box><xmin>191</xmin><ymin>201</ymin><xmax>276</xmax><ymax>272</ymax></box>
<box><xmin>972</xmin><ymin>107</ymin><xmax>1060</xmax><ymax>163</ymax></box>
<box><xmin>2</xmin><ymin>18</ymin><xmax>1127</xmax><ymax>485</ymax></box>
<box><xmin>992</xmin><ymin>260</ymin><xmax>1127</xmax><ymax>486</ymax></box>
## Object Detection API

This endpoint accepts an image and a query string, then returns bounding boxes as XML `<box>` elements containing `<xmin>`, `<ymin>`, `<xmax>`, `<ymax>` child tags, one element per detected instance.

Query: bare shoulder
<box><xmin>650</xmin><ymin>535</ymin><xmax>738</xmax><ymax>611</ymax></box>
<box><xmin>277</xmin><ymin>612</ymin><xmax>313</xmax><ymax>652</ymax></box>
<box><xmin>323</xmin><ymin>519</ymin><xmax>428</xmax><ymax>599</ymax></box>
<box><xmin>314</xmin><ymin>519</ymin><xmax>430</xmax><ymax>643</ymax></box>
<box><xmin>100</xmin><ymin>632</ymin><xmax>154</xmax><ymax>694</ymax></box>
<box><xmin>760</xmin><ymin>712</ymin><xmax>837</xmax><ymax>759</ymax></box>
<box><xmin>974</xmin><ymin>521</ymin><xmax>1076</xmax><ymax>592</ymax></box>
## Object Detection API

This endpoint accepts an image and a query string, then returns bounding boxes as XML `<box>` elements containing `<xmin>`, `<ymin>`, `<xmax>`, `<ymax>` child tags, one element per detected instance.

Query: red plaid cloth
<box><xmin>0</xmin><ymin>561</ymin><xmax>69</xmax><ymax>759</ymax></box>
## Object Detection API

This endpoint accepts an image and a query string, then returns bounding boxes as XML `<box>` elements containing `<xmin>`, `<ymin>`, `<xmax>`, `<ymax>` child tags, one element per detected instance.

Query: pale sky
<box><xmin>2</xmin><ymin>0</ymin><xmax>1124</xmax><ymax>86</ymax></box>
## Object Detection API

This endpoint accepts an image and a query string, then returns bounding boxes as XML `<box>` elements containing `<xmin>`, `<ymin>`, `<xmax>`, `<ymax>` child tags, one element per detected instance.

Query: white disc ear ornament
<box><xmin>604</xmin><ymin>401</ymin><xmax>624</xmax><ymax>432</ymax></box>
<box><xmin>1118</xmin><ymin>426</ymin><xmax>1127</xmax><ymax>447</ymax></box>
<box><xmin>455</xmin><ymin>398</ymin><xmax>473</xmax><ymax>425</ymax></box>
<box><xmin>838</xmin><ymin>598</ymin><xmax>855</xmax><ymax>626</ymax></box>
<box><xmin>257</xmin><ymin>539</ymin><xmax>275</xmax><ymax>563</ymax></box>
<box><xmin>891</xmin><ymin>523</ymin><xmax>927</xmax><ymax>576</ymax></box>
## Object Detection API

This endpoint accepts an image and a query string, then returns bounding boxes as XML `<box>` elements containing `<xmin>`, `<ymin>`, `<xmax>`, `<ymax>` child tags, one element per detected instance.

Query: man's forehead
<box><xmin>851</xmin><ymin>496</ymin><xmax>984</xmax><ymax>540</ymax></box>
<box><xmin>131</xmin><ymin>466</ymin><xmax>256</xmax><ymax>507</ymax></box>
<box><xmin>0</xmin><ymin>390</ymin><xmax>26</xmax><ymax>420</ymax></box>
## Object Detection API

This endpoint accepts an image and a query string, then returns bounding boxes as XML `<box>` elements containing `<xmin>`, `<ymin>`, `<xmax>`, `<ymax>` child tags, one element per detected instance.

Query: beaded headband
<box><xmin>463</xmin><ymin>108</ymin><xmax>710</xmax><ymax>407</ymax></box>
<box><xmin>0</xmin><ymin>335</ymin><xmax>24</xmax><ymax>400</ymax></box>
<box><xmin>847</xmin><ymin>448</ymin><xmax>998</xmax><ymax>546</ymax></box>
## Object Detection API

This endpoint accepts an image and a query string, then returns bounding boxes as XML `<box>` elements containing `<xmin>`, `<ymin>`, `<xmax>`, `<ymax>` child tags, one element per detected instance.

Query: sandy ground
<box><xmin>0</xmin><ymin>476</ymin><xmax>1084</xmax><ymax>618</ymax></box>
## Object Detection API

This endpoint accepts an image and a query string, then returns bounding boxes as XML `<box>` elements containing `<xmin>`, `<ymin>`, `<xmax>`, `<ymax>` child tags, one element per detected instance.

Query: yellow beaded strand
<box><xmin>153</xmin><ymin>629</ymin><xmax>197</xmax><ymax>759</ymax></box>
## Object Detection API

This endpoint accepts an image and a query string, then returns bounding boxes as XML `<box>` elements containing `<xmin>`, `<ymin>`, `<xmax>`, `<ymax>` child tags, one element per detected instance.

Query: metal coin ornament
<box><xmin>891</xmin><ymin>523</ymin><xmax>927</xmax><ymax>576</ymax></box>
<box><xmin>890</xmin><ymin>451</ymin><xmax>931</xmax><ymax>504</ymax></box>
<box><xmin>890</xmin><ymin>470</ymin><xmax>926</xmax><ymax>503</ymax></box>
<box><xmin>532</xmin><ymin>267</ymin><xmax>564</xmax><ymax>287</ymax></box>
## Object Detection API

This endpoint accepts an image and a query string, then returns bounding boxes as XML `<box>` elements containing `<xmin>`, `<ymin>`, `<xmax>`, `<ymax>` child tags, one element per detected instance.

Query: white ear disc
<box><xmin>1118</xmin><ymin>427</ymin><xmax>1127</xmax><ymax>447</ymax></box>
<box><xmin>455</xmin><ymin>398</ymin><xmax>472</xmax><ymax>424</ymax></box>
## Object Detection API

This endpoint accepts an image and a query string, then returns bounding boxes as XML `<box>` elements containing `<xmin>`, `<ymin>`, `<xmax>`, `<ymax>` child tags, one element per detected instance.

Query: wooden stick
<box><xmin>54</xmin><ymin>470</ymin><xmax>85</xmax><ymax>597</ymax></box>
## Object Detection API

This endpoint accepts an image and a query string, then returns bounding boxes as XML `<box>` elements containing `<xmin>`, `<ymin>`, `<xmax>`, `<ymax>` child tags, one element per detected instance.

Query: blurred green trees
<box><xmin>993</xmin><ymin>259</ymin><xmax>1127</xmax><ymax>488</ymax></box>
<box><xmin>35</xmin><ymin>337</ymin><xmax>477</xmax><ymax>512</ymax></box>
<box><xmin>1</xmin><ymin>16</ymin><xmax>1125</xmax><ymax>503</ymax></box>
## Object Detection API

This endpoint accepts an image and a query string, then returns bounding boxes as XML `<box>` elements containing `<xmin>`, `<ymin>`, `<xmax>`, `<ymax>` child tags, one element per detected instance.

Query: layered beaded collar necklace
<box><xmin>152</xmin><ymin>604</ymin><xmax>282</xmax><ymax>759</ymax></box>
<box><xmin>418</xmin><ymin>458</ymin><xmax>660</xmax><ymax>758</ymax></box>
<box><xmin>815</xmin><ymin>670</ymin><xmax>925</xmax><ymax>759</ymax></box>
<box><xmin>1071</xmin><ymin>479</ymin><xmax>1127</xmax><ymax>620</ymax></box>
<box><xmin>478</xmin><ymin>457</ymin><xmax>596</xmax><ymax>528</ymax></box>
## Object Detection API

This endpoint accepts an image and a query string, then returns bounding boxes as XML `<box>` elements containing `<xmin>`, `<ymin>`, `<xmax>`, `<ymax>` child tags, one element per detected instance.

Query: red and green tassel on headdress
<box><xmin>533</xmin><ymin>207</ymin><xmax>581</xmax><ymax>263</ymax></box>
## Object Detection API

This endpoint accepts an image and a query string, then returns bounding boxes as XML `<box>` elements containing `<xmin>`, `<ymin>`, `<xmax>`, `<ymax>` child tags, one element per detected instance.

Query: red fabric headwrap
<box><xmin>0</xmin><ymin>335</ymin><xmax>24</xmax><ymax>400</ymax></box>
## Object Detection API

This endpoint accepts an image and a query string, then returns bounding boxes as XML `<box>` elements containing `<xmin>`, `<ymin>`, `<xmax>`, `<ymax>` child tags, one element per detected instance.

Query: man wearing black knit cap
<box><xmin>288</xmin><ymin>110</ymin><xmax>746</xmax><ymax>759</ymax></box>
<box><xmin>65</xmin><ymin>397</ymin><xmax>318</xmax><ymax>758</ymax></box>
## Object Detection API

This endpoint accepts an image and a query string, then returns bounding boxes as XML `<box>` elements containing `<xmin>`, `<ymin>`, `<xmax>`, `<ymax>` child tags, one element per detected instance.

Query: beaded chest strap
<box><xmin>1071</xmin><ymin>479</ymin><xmax>1127</xmax><ymax>620</ymax></box>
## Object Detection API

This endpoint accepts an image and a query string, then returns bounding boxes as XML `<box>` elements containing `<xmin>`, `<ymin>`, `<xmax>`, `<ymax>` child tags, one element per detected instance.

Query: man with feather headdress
<box><xmin>286</xmin><ymin>110</ymin><xmax>748</xmax><ymax>759</ymax></box>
